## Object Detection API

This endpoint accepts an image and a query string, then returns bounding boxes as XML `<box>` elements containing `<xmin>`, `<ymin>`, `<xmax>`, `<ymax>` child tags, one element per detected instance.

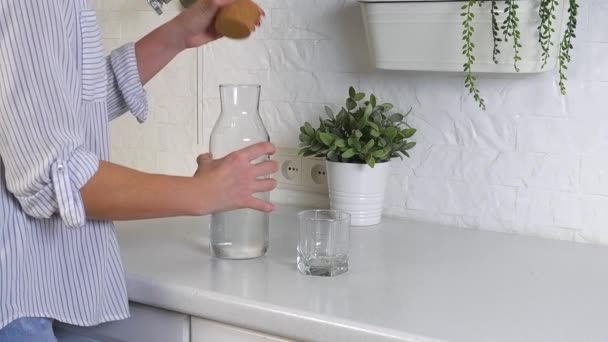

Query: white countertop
<box><xmin>116</xmin><ymin>207</ymin><xmax>608</xmax><ymax>342</ymax></box>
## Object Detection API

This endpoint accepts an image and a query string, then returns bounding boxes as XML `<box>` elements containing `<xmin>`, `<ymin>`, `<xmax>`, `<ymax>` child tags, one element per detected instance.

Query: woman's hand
<box><xmin>192</xmin><ymin>142</ymin><xmax>278</xmax><ymax>215</ymax></box>
<box><xmin>135</xmin><ymin>0</ymin><xmax>263</xmax><ymax>84</ymax></box>
<box><xmin>174</xmin><ymin>0</ymin><xmax>264</xmax><ymax>49</ymax></box>
<box><xmin>79</xmin><ymin>142</ymin><xmax>277</xmax><ymax>221</ymax></box>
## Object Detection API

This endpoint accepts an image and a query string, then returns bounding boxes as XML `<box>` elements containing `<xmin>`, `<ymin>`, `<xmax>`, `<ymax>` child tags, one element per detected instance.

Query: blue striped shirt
<box><xmin>0</xmin><ymin>0</ymin><xmax>148</xmax><ymax>328</ymax></box>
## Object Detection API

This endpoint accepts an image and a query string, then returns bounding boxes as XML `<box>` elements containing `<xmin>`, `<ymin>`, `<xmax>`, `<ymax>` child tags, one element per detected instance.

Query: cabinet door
<box><xmin>55</xmin><ymin>302</ymin><xmax>190</xmax><ymax>342</ymax></box>
<box><xmin>191</xmin><ymin>317</ymin><xmax>297</xmax><ymax>342</ymax></box>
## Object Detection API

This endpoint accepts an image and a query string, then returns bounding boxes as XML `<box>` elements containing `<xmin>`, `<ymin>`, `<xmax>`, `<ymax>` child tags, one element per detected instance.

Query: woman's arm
<box><xmin>105</xmin><ymin>0</ymin><xmax>261</xmax><ymax>121</ymax></box>
<box><xmin>81</xmin><ymin>143</ymin><xmax>278</xmax><ymax>221</ymax></box>
<box><xmin>135</xmin><ymin>0</ymin><xmax>238</xmax><ymax>84</ymax></box>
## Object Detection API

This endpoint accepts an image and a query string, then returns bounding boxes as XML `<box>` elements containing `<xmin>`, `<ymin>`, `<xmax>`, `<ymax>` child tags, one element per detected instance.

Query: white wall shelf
<box><xmin>360</xmin><ymin>0</ymin><xmax>566</xmax><ymax>73</ymax></box>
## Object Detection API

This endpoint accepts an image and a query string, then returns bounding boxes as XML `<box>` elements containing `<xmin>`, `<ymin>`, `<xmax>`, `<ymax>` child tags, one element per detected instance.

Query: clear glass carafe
<box><xmin>209</xmin><ymin>85</ymin><xmax>270</xmax><ymax>259</ymax></box>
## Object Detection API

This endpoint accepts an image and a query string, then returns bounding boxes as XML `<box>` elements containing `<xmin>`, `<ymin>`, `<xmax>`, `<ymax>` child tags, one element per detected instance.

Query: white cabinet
<box><xmin>55</xmin><ymin>302</ymin><xmax>298</xmax><ymax>342</ymax></box>
<box><xmin>191</xmin><ymin>317</ymin><xmax>297</xmax><ymax>342</ymax></box>
<box><xmin>55</xmin><ymin>302</ymin><xmax>189</xmax><ymax>342</ymax></box>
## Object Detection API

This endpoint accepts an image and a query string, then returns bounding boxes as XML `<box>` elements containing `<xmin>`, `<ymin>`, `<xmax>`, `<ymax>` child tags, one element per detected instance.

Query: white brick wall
<box><xmin>96</xmin><ymin>0</ymin><xmax>608</xmax><ymax>245</ymax></box>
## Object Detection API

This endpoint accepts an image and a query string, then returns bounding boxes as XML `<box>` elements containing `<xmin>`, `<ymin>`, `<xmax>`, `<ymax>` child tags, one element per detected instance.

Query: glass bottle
<box><xmin>209</xmin><ymin>85</ymin><xmax>270</xmax><ymax>259</ymax></box>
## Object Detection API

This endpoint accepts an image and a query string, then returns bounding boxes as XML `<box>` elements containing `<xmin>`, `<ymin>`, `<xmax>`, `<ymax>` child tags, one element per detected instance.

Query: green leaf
<box><xmin>327</xmin><ymin>150</ymin><xmax>339</xmax><ymax>161</ymax></box>
<box><xmin>368</xmin><ymin>121</ymin><xmax>379</xmax><ymax>131</ymax></box>
<box><xmin>310</xmin><ymin>142</ymin><xmax>324</xmax><ymax>152</ymax></box>
<box><xmin>348</xmin><ymin>112</ymin><xmax>357</xmax><ymax>127</ymax></box>
<box><xmin>349</xmin><ymin>86</ymin><xmax>356</xmax><ymax>99</ymax></box>
<box><xmin>324</xmin><ymin>106</ymin><xmax>335</xmax><ymax>119</ymax></box>
<box><xmin>364</xmin><ymin>103</ymin><xmax>373</xmax><ymax>117</ymax></box>
<box><xmin>319</xmin><ymin>132</ymin><xmax>335</xmax><ymax>147</ymax></box>
<box><xmin>382</xmin><ymin>103</ymin><xmax>394</xmax><ymax>111</ymax></box>
<box><xmin>402</xmin><ymin>128</ymin><xmax>417</xmax><ymax>139</ymax></box>
<box><xmin>301</xmin><ymin>149</ymin><xmax>316</xmax><ymax>157</ymax></box>
<box><xmin>378</xmin><ymin>137</ymin><xmax>387</xmax><ymax>147</ymax></box>
<box><xmin>389</xmin><ymin>113</ymin><xmax>404</xmax><ymax>123</ymax></box>
<box><xmin>371</xmin><ymin>129</ymin><xmax>380</xmax><ymax>138</ymax></box>
<box><xmin>364</xmin><ymin>139</ymin><xmax>375</xmax><ymax>152</ymax></box>
<box><xmin>403</xmin><ymin>142</ymin><xmax>417</xmax><ymax>150</ymax></box>
<box><xmin>370</xmin><ymin>94</ymin><xmax>377</xmax><ymax>107</ymax></box>
<box><xmin>366</xmin><ymin>155</ymin><xmax>376</xmax><ymax>168</ymax></box>
<box><xmin>354</xmin><ymin>93</ymin><xmax>366</xmax><ymax>101</ymax></box>
<box><xmin>385</xmin><ymin>127</ymin><xmax>398</xmax><ymax>141</ymax></box>
<box><xmin>346</xmin><ymin>98</ymin><xmax>357</xmax><ymax>111</ymax></box>
<box><xmin>304</xmin><ymin>122</ymin><xmax>314</xmax><ymax>136</ymax></box>
<box><xmin>371</xmin><ymin>112</ymin><xmax>382</xmax><ymax>124</ymax></box>
<box><xmin>372</xmin><ymin>148</ymin><xmax>390</xmax><ymax>159</ymax></box>
<box><xmin>357</xmin><ymin>114</ymin><xmax>368</xmax><ymax>129</ymax></box>
<box><xmin>299</xmin><ymin>133</ymin><xmax>311</xmax><ymax>143</ymax></box>
<box><xmin>355</xmin><ymin>130</ymin><xmax>363</xmax><ymax>139</ymax></box>
<box><xmin>372</xmin><ymin>106</ymin><xmax>384</xmax><ymax>115</ymax></box>
<box><xmin>342</xmin><ymin>148</ymin><xmax>356</xmax><ymax>159</ymax></box>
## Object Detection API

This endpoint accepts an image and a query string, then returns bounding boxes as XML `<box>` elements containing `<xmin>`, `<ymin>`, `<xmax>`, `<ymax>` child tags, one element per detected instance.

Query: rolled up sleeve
<box><xmin>0</xmin><ymin>2</ymin><xmax>99</xmax><ymax>228</ymax></box>
<box><xmin>106</xmin><ymin>43</ymin><xmax>148</xmax><ymax>122</ymax></box>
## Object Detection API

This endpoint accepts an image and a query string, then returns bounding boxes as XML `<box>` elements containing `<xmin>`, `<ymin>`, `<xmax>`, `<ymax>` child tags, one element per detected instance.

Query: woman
<box><xmin>0</xmin><ymin>0</ymin><xmax>275</xmax><ymax>340</ymax></box>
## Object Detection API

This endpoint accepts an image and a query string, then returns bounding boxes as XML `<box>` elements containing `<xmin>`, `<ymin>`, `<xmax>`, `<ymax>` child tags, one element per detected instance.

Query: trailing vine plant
<box><xmin>491</xmin><ymin>1</ymin><xmax>502</xmax><ymax>64</ymax></box>
<box><xmin>461</xmin><ymin>0</ymin><xmax>579</xmax><ymax>110</ymax></box>
<box><xmin>539</xmin><ymin>0</ymin><xmax>559</xmax><ymax>68</ymax></box>
<box><xmin>502</xmin><ymin>0</ymin><xmax>522</xmax><ymax>72</ymax></box>
<box><xmin>461</xmin><ymin>0</ymin><xmax>486</xmax><ymax>110</ymax></box>
<box><xmin>558</xmin><ymin>0</ymin><xmax>579</xmax><ymax>95</ymax></box>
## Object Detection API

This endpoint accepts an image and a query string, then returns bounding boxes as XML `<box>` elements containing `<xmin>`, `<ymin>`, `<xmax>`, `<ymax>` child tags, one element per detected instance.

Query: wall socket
<box><xmin>272</xmin><ymin>148</ymin><xmax>328</xmax><ymax>193</ymax></box>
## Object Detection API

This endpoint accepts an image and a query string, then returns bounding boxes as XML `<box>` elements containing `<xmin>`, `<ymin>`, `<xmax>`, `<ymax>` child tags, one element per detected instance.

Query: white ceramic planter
<box><xmin>360</xmin><ymin>0</ymin><xmax>566</xmax><ymax>73</ymax></box>
<box><xmin>326</xmin><ymin>161</ymin><xmax>391</xmax><ymax>226</ymax></box>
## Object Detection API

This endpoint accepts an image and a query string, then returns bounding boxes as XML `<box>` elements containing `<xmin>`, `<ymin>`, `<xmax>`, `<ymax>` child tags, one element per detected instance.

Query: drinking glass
<box><xmin>297</xmin><ymin>210</ymin><xmax>350</xmax><ymax>277</ymax></box>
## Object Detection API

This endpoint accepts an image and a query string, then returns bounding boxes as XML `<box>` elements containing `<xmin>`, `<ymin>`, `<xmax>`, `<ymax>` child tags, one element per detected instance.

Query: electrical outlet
<box><xmin>273</xmin><ymin>148</ymin><xmax>328</xmax><ymax>194</ymax></box>
<box><xmin>302</xmin><ymin>156</ymin><xmax>327</xmax><ymax>190</ymax></box>
<box><xmin>272</xmin><ymin>151</ymin><xmax>301</xmax><ymax>185</ymax></box>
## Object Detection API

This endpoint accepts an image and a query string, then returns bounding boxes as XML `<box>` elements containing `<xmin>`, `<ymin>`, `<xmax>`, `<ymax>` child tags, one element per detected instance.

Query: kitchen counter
<box><xmin>116</xmin><ymin>207</ymin><xmax>608</xmax><ymax>342</ymax></box>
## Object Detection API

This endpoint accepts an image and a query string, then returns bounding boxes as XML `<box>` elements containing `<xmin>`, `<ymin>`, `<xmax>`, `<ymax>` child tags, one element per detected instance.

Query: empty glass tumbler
<box><xmin>297</xmin><ymin>210</ymin><xmax>351</xmax><ymax>277</ymax></box>
<box><xmin>209</xmin><ymin>84</ymin><xmax>270</xmax><ymax>259</ymax></box>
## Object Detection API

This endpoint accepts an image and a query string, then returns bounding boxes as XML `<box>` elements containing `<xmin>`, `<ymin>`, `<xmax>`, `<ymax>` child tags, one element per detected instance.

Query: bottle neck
<box><xmin>220</xmin><ymin>85</ymin><xmax>261</xmax><ymax>116</ymax></box>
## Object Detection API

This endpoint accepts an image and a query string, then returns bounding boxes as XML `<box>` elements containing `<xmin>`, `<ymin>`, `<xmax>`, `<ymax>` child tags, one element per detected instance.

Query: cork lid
<box><xmin>215</xmin><ymin>0</ymin><xmax>261</xmax><ymax>39</ymax></box>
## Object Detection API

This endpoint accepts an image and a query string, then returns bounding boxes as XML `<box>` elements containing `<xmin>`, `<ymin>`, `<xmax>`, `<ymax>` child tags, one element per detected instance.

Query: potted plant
<box><xmin>299</xmin><ymin>87</ymin><xmax>417</xmax><ymax>226</ymax></box>
<box><xmin>359</xmin><ymin>0</ymin><xmax>579</xmax><ymax>110</ymax></box>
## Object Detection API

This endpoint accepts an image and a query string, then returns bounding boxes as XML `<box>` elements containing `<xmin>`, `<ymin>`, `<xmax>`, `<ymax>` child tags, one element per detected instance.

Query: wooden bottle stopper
<box><xmin>214</xmin><ymin>0</ymin><xmax>260</xmax><ymax>39</ymax></box>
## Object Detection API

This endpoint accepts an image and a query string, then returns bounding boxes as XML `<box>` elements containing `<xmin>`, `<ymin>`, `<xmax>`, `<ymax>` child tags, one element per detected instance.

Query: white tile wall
<box><xmin>96</xmin><ymin>0</ymin><xmax>608</xmax><ymax>245</ymax></box>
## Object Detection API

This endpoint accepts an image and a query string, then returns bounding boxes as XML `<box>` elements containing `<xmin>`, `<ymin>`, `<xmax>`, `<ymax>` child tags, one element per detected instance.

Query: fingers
<box><xmin>253</xmin><ymin>160</ymin><xmax>278</xmax><ymax>177</ymax></box>
<box><xmin>256</xmin><ymin>4</ymin><xmax>265</xmax><ymax>26</ymax></box>
<box><xmin>245</xmin><ymin>197</ymin><xmax>275</xmax><ymax>212</ymax></box>
<box><xmin>252</xmin><ymin>179</ymin><xmax>277</xmax><ymax>193</ymax></box>
<box><xmin>240</xmin><ymin>142</ymin><xmax>276</xmax><ymax>161</ymax></box>
<box><xmin>213</xmin><ymin>0</ymin><xmax>237</xmax><ymax>7</ymax></box>
<box><xmin>193</xmin><ymin>0</ymin><xmax>215</xmax><ymax>11</ymax></box>
<box><xmin>197</xmin><ymin>153</ymin><xmax>213</xmax><ymax>165</ymax></box>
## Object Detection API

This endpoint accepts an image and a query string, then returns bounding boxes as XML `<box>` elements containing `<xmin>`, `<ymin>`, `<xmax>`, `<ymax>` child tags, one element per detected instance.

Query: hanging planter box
<box><xmin>359</xmin><ymin>0</ymin><xmax>567</xmax><ymax>73</ymax></box>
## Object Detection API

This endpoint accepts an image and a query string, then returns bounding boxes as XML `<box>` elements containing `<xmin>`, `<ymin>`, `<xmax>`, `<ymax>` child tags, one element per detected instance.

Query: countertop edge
<box><xmin>125</xmin><ymin>273</ymin><xmax>443</xmax><ymax>342</ymax></box>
